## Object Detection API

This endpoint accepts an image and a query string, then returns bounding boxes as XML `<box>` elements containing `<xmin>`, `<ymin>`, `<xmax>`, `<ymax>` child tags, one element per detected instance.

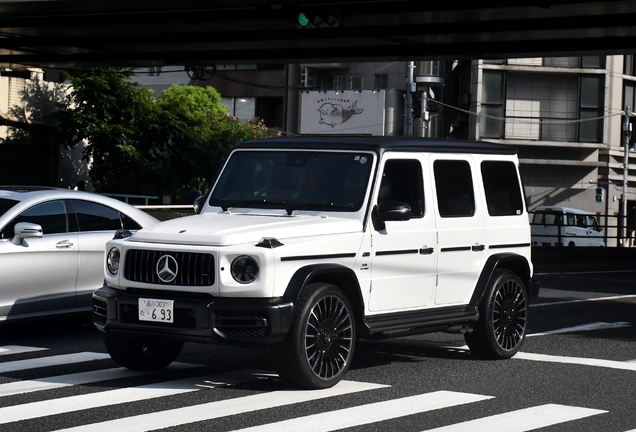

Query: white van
<box><xmin>531</xmin><ymin>206</ymin><xmax>604</xmax><ymax>247</ymax></box>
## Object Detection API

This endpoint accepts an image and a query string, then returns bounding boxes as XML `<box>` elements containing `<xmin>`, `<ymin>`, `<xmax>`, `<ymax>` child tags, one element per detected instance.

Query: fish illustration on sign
<box><xmin>317</xmin><ymin>100</ymin><xmax>364</xmax><ymax>127</ymax></box>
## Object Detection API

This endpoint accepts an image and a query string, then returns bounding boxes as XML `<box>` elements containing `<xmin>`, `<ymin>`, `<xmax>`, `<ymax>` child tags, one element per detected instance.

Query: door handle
<box><xmin>56</xmin><ymin>240</ymin><xmax>74</xmax><ymax>248</ymax></box>
<box><xmin>419</xmin><ymin>247</ymin><xmax>434</xmax><ymax>255</ymax></box>
<box><xmin>471</xmin><ymin>244</ymin><xmax>485</xmax><ymax>252</ymax></box>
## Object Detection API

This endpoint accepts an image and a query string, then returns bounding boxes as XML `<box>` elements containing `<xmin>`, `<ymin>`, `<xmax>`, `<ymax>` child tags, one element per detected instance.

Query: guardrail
<box><xmin>530</xmin><ymin>212</ymin><xmax>636</xmax><ymax>248</ymax></box>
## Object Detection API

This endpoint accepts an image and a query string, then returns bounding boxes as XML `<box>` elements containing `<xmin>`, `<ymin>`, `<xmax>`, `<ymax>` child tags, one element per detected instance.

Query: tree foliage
<box><xmin>55</xmin><ymin>68</ymin><xmax>279</xmax><ymax>199</ymax></box>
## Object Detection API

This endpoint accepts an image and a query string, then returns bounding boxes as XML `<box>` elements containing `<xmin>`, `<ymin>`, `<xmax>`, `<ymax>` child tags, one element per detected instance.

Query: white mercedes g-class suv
<box><xmin>93</xmin><ymin>137</ymin><xmax>539</xmax><ymax>389</ymax></box>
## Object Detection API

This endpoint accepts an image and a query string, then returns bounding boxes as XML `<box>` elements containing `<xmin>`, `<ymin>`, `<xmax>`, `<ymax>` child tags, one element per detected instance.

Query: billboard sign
<box><xmin>300</xmin><ymin>90</ymin><xmax>386</xmax><ymax>135</ymax></box>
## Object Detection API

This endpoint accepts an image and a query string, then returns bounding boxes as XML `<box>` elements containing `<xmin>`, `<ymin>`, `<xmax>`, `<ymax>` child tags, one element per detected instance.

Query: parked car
<box><xmin>0</xmin><ymin>186</ymin><xmax>158</xmax><ymax>321</ymax></box>
<box><xmin>94</xmin><ymin>137</ymin><xmax>538</xmax><ymax>389</ymax></box>
<box><xmin>531</xmin><ymin>206</ymin><xmax>604</xmax><ymax>247</ymax></box>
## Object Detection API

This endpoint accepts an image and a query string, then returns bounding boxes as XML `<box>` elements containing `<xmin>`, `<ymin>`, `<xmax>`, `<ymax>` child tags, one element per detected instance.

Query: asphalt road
<box><xmin>0</xmin><ymin>263</ymin><xmax>635</xmax><ymax>431</ymax></box>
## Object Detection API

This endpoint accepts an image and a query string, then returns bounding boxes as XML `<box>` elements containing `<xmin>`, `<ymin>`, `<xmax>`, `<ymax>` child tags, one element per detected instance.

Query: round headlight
<box><xmin>231</xmin><ymin>255</ymin><xmax>259</xmax><ymax>284</ymax></box>
<box><xmin>107</xmin><ymin>247</ymin><xmax>121</xmax><ymax>275</ymax></box>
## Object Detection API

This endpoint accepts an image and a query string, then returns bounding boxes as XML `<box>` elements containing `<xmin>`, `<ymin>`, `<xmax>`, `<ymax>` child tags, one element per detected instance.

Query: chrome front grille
<box><xmin>124</xmin><ymin>249</ymin><xmax>214</xmax><ymax>286</ymax></box>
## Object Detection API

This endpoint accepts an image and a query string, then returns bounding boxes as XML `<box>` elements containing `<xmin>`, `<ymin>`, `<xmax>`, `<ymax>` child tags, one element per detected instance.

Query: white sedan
<box><xmin>0</xmin><ymin>186</ymin><xmax>158</xmax><ymax>322</ymax></box>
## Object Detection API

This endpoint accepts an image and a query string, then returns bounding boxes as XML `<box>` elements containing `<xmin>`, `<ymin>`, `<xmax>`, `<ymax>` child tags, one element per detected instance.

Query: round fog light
<box><xmin>231</xmin><ymin>255</ymin><xmax>259</xmax><ymax>284</ymax></box>
<box><xmin>107</xmin><ymin>247</ymin><xmax>121</xmax><ymax>275</ymax></box>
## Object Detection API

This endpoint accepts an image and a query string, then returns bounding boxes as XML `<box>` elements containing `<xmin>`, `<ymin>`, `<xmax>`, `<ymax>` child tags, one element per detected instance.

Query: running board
<box><xmin>363</xmin><ymin>305</ymin><xmax>478</xmax><ymax>337</ymax></box>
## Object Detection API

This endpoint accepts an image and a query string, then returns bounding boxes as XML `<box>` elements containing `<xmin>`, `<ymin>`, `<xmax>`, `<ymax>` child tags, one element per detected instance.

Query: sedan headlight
<box><xmin>231</xmin><ymin>255</ymin><xmax>259</xmax><ymax>284</ymax></box>
<box><xmin>107</xmin><ymin>247</ymin><xmax>121</xmax><ymax>275</ymax></box>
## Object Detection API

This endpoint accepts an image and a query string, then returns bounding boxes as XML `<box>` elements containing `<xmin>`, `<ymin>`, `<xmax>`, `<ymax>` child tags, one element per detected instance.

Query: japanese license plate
<box><xmin>138</xmin><ymin>298</ymin><xmax>174</xmax><ymax>323</ymax></box>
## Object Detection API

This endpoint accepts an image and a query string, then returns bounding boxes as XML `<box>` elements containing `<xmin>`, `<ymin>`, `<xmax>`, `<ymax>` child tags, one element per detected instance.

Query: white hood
<box><xmin>130</xmin><ymin>212</ymin><xmax>362</xmax><ymax>246</ymax></box>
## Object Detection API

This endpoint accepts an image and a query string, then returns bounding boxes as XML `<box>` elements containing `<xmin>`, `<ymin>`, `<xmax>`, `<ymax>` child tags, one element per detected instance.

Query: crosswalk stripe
<box><xmin>0</xmin><ymin>352</ymin><xmax>110</xmax><ymax>373</ymax></box>
<box><xmin>0</xmin><ymin>362</ymin><xmax>198</xmax><ymax>397</ymax></box>
<box><xmin>0</xmin><ymin>368</ymin><xmax>273</xmax><ymax>425</ymax></box>
<box><xmin>515</xmin><ymin>351</ymin><xmax>636</xmax><ymax>372</ymax></box>
<box><xmin>52</xmin><ymin>380</ymin><xmax>389</xmax><ymax>432</ymax></box>
<box><xmin>0</xmin><ymin>345</ymin><xmax>47</xmax><ymax>356</ymax></box>
<box><xmin>228</xmin><ymin>390</ymin><xmax>493</xmax><ymax>432</ymax></box>
<box><xmin>424</xmin><ymin>403</ymin><xmax>607</xmax><ymax>431</ymax></box>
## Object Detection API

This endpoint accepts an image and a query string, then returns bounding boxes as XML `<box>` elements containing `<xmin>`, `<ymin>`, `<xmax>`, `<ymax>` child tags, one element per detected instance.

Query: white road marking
<box><xmin>0</xmin><ymin>362</ymin><xmax>198</xmax><ymax>397</ymax></box>
<box><xmin>424</xmin><ymin>404</ymin><xmax>606</xmax><ymax>431</ymax></box>
<box><xmin>514</xmin><ymin>352</ymin><xmax>636</xmax><ymax>371</ymax></box>
<box><xmin>0</xmin><ymin>369</ymin><xmax>273</xmax><ymax>425</ymax></box>
<box><xmin>527</xmin><ymin>321</ymin><xmax>631</xmax><ymax>337</ymax></box>
<box><xmin>0</xmin><ymin>352</ymin><xmax>110</xmax><ymax>373</ymax></box>
<box><xmin>530</xmin><ymin>294</ymin><xmax>636</xmax><ymax>308</ymax></box>
<box><xmin>0</xmin><ymin>345</ymin><xmax>47</xmax><ymax>356</ymax></box>
<box><xmin>228</xmin><ymin>391</ymin><xmax>492</xmax><ymax>432</ymax></box>
<box><xmin>53</xmin><ymin>380</ymin><xmax>389</xmax><ymax>432</ymax></box>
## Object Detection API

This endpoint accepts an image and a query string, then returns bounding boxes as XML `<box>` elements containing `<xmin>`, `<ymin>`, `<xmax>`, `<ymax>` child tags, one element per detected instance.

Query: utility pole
<box><xmin>405</xmin><ymin>61</ymin><xmax>414</xmax><ymax>136</ymax></box>
<box><xmin>622</xmin><ymin>106</ymin><xmax>632</xmax><ymax>246</ymax></box>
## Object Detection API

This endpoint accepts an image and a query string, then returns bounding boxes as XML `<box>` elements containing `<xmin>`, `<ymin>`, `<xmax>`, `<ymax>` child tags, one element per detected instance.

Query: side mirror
<box><xmin>372</xmin><ymin>201</ymin><xmax>412</xmax><ymax>231</ymax></box>
<box><xmin>193</xmin><ymin>194</ymin><xmax>206</xmax><ymax>214</ymax></box>
<box><xmin>11</xmin><ymin>222</ymin><xmax>43</xmax><ymax>245</ymax></box>
<box><xmin>376</xmin><ymin>200</ymin><xmax>413</xmax><ymax>221</ymax></box>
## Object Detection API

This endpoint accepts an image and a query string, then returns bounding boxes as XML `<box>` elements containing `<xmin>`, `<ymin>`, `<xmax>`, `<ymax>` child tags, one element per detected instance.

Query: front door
<box><xmin>369</xmin><ymin>156</ymin><xmax>437</xmax><ymax>312</ymax></box>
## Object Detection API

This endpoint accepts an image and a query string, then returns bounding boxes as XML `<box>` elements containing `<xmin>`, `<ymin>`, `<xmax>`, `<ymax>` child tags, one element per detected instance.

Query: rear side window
<box><xmin>481</xmin><ymin>161</ymin><xmax>524</xmax><ymax>216</ymax></box>
<box><xmin>434</xmin><ymin>160</ymin><xmax>475</xmax><ymax>217</ymax></box>
<box><xmin>69</xmin><ymin>200</ymin><xmax>123</xmax><ymax>231</ymax></box>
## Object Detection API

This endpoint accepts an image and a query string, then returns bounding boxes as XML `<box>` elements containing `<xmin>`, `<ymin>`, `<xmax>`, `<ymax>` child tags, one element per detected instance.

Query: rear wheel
<box><xmin>272</xmin><ymin>282</ymin><xmax>355</xmax><ymax>389</ymax></box>
<box><xmin>465</xmin><ymin>270</ymin><xmax>528</xmax><ymax>359</ymax></box>
<box><xmin>104</xmin><ymin>333</ymin><xmax>184</xmax><ymax>370</ymax></box>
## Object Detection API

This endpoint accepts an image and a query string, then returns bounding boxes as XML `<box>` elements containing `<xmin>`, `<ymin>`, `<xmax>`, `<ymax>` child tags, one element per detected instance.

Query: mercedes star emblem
<box><xmin>156</xmin><ymin>255</ymin><xmax>178</xmax><ymax>283</ymax></box>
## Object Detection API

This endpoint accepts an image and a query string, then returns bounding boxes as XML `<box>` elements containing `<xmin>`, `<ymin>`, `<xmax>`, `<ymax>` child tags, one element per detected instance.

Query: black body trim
<box><xmin>363</xmin><ymin>305</ymin><xmax>478</xmax><ymax>337</ymax></box>
<box><xmin>489</xmin><ymin>243</ymin><xmax>531</xmax><ymax>249</ymax></box>
<box><xmin>440</xmin><ymin>246</ymin><xmax>471</xmax><ymax>252</ymax></box>
<box><xmin>375</xmin><ymin>249</ymin><xmax>419</xmax><ymax>256</ymax></box>
<box><xmin>281</xmin><ymin>253</ymin><xmax>356</xmax><ymax>262</ymax></box>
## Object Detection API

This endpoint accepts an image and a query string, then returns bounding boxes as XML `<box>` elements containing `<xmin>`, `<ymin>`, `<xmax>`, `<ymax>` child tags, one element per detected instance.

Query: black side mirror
<box><xmin>372</xmin><ymin>200</ymin><xmax>412</xmax><ymax>231</ymax></box>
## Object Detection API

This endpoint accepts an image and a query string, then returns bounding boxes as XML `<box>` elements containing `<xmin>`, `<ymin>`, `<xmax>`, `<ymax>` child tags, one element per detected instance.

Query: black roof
<box><xmin>235</xmin><ymin>136</ymin><xmax>517</xmax><ymax>155</ymax></box>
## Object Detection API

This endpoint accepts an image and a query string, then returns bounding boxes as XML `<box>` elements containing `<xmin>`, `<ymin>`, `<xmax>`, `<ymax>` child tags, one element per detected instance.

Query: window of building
<box><xmin>350</xmin><ymin>75</ymin><xmax>363</xmax><ymax>90</ymax></box>
<box><xmin>480</xmin><ymin>70</ymin><xmax>504</xmax><ymax>139</ymax></box>
<box><xmin>625</xmin><ymin>55</ymin><xmax>636</xmax><ymax>76</ymax></box>
<box><xmin>434</xmin><ymin>160</ymin><xmax>475</xmax><ymax>218</ymax></box>
<box><xmin>622</xmin><ymin>81</ymin><xmax>636</xmax><ymax>147</ymax></box>
<box><xmin>481</xmin><ymin>161</ymin><xmax>524</xmax><ymax>216</ymax></box>
<box><xmin>374</xmin><ymin>74</ymin><xmax>388</xmax><ymax>89</ymax></box>
<box><xmin>221</xmin><ymin>97</ymin><xmax>256</xmax><ymax>123</ymax></box>
<box><xmin>579</xmin><ymin>75</ymin><xmax>604</xmax><ymax>143</ymax></box>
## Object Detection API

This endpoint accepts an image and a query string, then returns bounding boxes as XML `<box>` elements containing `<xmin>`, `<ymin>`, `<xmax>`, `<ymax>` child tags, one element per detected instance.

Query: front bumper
<box><xmin>92</xmin><ymin>285</ymin><xmax>294</xmax><ymax>345</ymax></box>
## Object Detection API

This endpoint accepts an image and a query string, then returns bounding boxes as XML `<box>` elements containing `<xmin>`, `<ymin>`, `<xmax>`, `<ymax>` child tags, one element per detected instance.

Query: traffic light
<box><xmin>595</xmin><ymin>187</ymin><xmax>605</xmax><ymax>203</ymax></box>
<box><xmin>297</xmin><ymin>8</ymin><xmax>340</xmax><ymax>28</ymax></box>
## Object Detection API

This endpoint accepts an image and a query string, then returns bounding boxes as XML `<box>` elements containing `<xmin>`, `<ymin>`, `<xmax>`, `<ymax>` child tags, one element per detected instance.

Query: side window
<box><xmin>0</xmin><ymin>200</ymin><xmax>67</xmax><ymax>238</ymax></box>
<box><xmin>480</xmin><ymin>161</ymin><xmax>524</xmax><ymax>216</ymax></box>
<box><xmin>378</xmin><ymin>159</ymin><xmax>424</xmax><ymax>217</ymax></box>
<box><xmin>434</xmin><ymin>160</ymin><xmax>475</xmax><ymax>218</ymax></box>
<box><xmin>69</xmin><ymin>200</ymin><xmax>123</xmax><ymax>231</ymax></box>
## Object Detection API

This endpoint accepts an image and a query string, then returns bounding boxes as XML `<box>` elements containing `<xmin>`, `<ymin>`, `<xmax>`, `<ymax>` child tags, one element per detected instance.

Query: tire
<box><xmin>104</xmin><ymin>333</ymin><xmax>184</xmax><ymax>370</ymax></box>
<box><xmin>465</xmin><ymin>269</ymin><xmax>528</xmax><ymax>359</ymax></box>
<box><xmin>272</xmin><ymin>282</ymin><xmax>356</xmax><ymax>389</ymax></box>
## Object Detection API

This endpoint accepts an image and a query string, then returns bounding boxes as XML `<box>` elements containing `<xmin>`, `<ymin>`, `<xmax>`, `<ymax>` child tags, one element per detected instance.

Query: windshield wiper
<box><xmin>285</xmin><ymin>202</ymin><xmax>355</xmax><ymax>215</ymax></box>
<box><xmin>220</xmin><ymin>199</ymin><xmax>288</xmax><ymax>212</ymax></box>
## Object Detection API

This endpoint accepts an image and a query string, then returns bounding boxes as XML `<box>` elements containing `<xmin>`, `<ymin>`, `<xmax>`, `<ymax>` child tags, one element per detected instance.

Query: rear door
<box><xmin>431</xmin><ymin>156</ymin><xmax>486</xmax><ymax>305</ymax></box>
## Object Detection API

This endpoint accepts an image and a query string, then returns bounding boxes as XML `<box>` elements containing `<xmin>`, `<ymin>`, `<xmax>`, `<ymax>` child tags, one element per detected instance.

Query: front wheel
<box><xmin>272</xmin><ymin>283</ymin><xmax>356</xmax><ymax>389</ymax></box>
<box><xmin>465</xmin><ymin>270</ymin><xmax>528</xmax><ymax>359</ymax></box>
<box><xmin>104</xmin><ymin>333</ymin><xmax>184</xmax><ymax>370</ymax></box>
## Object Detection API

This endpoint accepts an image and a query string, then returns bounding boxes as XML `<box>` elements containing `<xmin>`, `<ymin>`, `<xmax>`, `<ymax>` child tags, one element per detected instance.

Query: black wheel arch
<box><xmin>470</xmin><ymin>253</ymin><xmax>532</xmax><ymax>308</ymax></box>
<box><xmin>283</xmin><ymin>264</ymin><xmax>365</xmax><ymax>334</ymax></box>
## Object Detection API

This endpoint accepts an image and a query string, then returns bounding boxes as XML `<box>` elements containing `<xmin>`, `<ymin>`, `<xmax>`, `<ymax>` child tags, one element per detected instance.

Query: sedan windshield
<box><xmin>0</xmin><ymin>198</ymin><xmax>19</xmax><ymax>218</ymax></box>
<box><xmin>210</xmin><ymin>150</ymin><xmax>374</xmax><ymax>213</ymax></box>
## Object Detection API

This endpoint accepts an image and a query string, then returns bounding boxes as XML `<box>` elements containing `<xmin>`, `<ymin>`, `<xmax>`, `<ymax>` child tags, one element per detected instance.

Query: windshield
<box><xmin>210</xmin><ymin>150</ymin><xmax>375</xmax><ymax>213</ymax></box>
<box><xmin>0</xmin><ymin>198</ymin><xmax>19</xmax><ymax>218</ymax></box>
